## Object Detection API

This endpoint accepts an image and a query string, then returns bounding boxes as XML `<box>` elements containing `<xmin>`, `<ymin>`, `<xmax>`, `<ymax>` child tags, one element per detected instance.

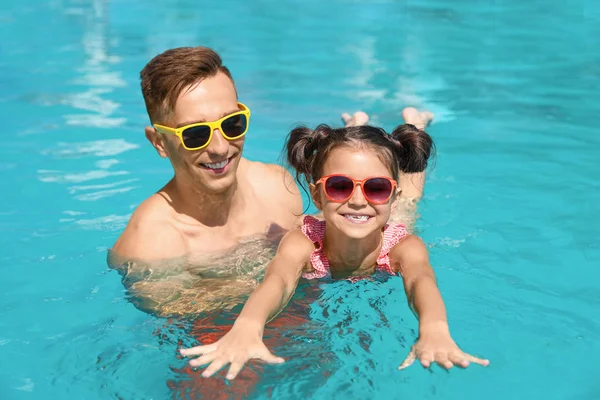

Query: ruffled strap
<box><xmin>300</xmin><ymin>216</ymin><xmax>330</xmax><ymax>279</ymax></box>
<box><xmin>376</xmin><ymin>223</ymin><xmax>409</xmax><ymax>274</ymax></box>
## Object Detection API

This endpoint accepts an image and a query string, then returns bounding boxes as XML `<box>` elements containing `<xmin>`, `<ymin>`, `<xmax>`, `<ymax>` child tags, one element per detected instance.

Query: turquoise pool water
<box><xmin>1</xmin><ymin>0</ymin><xmax>599</xmax><ymax>398</ymax></box>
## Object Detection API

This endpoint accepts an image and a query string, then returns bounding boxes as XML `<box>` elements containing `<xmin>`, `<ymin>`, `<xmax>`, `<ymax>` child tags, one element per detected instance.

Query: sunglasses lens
<box><xmin>325</xmin><ymin>176</ymin><xmax>354</xmax><ymax>201</ymax></box>
<box><xmin>182</xmin><ymin>125</ymin><xmax>211</xmax><ymax>149</ymax></box>
<box><xmin>364</xmin><ymin>178</ymin><xmax>393</xmax><ymax>203</ymax></box>
<box><xmin>221</xmin><ymin>114</ymin><xmax>248</xmax><ymax>138</ymax></box>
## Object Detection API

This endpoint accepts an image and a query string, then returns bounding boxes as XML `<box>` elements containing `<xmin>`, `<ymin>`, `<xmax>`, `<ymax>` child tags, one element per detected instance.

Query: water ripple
<box><xmin>42</xmin><ymin>139</ymin><xmax>139</xmax><ymax>158</ymax></box>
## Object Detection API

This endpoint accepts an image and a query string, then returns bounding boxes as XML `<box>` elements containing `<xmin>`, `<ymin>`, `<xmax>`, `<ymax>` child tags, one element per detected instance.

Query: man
<box><xmin>110</xmin><ymin>46</ymin><xmax>433</xmax><ymax>316</ymax></box>
<box><xmin>113</xmin><ymin>47</ymin><xmax>300</xmax><ymax>261</ymax></box>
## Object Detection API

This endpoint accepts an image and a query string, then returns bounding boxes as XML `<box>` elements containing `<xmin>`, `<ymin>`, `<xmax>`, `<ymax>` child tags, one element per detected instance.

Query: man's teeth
<box><xmin>202</xmin><ymin>160</ymin><xmax>228</xmax><ymax>169</ymax></box>
<box><xmin>344</xmin><ymin>215</ymin><xmax>370</xmax><ymax>221</ymax></box>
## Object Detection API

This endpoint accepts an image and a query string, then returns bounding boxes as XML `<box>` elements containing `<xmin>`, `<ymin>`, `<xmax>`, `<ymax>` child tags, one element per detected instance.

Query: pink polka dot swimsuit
<box><xmin>300</xmin><ymin>215</ymin><xmax>408</xmax><ymax>280</ymax></box>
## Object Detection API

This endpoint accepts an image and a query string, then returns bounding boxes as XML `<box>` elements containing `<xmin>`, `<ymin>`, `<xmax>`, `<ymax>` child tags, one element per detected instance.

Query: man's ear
<box><xmin>309</xmin><ymin>183</ymin><xmax>323</xmax><ymax>211</ymax></box>
<box><xmin>145</xmin><ymin>126</ymin><xmax>168</xmax><ymax>158</ymax></box>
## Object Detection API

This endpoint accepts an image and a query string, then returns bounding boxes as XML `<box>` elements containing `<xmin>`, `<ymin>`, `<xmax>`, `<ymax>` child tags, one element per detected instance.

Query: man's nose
<box><xmin>205</xmin><ymin>129</ymin><xmax>229</xmax><ymax>156</ymax></box>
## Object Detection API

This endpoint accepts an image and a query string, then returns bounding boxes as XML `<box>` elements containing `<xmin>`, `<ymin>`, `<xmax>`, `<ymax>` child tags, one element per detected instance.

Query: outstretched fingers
<box><xmin>258</xmin><ymin>348</ymin><xmax>285</xmax><ymax>365</ymax></box>
<box><xmin>448</xmin><ymin>350</ymin><xmax>470</xmax><ymax>368</ymax></box>
<box><xmin>202</xmin><ymin>359</ymin><xmax>228</xmax><ymax>378</ymax></box>
<box><xmin>179</xmin><ymin>343</ymin><xmax>217</xmax><ymax>357</ymax></box>
<box><xmin>434</xmin><ymin>352</ymin><xmax>454</xmax><ymax>370</ymax></box>
<box><xmin>225</xmin><ymin>359</ymin><xmax>247</xmax><ymax>381</ymax></box>
<box><xmin>227</xmin><ymin>348</ymin><xmax>285</xmax><ymax>380</ymax></box>
<box><xmin>188</xmin><ymin>353</ymin><xmax>218</xmax><ymax>368</ymax></box>
<box><xmin>398</xmin><ymin>347</ymin><xmax>417</xmax><ymax>370</ymax></box>
<box><xmin>466</xmin><ymin>353</ymin><xmax>490</xmax><ymax>367</ymax></box>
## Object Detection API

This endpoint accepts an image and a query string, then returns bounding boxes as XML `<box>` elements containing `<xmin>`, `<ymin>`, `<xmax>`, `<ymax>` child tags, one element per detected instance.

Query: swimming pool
<box><xmin>1</xmin><ymin>0</ymin><xmax>599</xmax><ymax>398</ymax></box>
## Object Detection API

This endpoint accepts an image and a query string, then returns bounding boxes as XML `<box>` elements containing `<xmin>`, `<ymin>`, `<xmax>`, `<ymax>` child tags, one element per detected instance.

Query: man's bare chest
<box><xmin>177</xmin><ymin>215</ymin><xmax>277</xmax><ymax>254</ymax></box>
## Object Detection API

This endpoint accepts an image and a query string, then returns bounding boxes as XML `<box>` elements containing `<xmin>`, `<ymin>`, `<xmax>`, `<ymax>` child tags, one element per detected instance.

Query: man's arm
<box><xmin>108</xmin><ymin>257</ymin><xmax>256</xmax><ymax>317</ymax></box>
<box><xmin>112</xmin><ymin>197</ymin><xmax>187</xmax><ymax>261</ymax></box>
<box><xmin>109</xmin><ymin>198</ymin><xmax>193</xmax><ymax>317</ymax></box>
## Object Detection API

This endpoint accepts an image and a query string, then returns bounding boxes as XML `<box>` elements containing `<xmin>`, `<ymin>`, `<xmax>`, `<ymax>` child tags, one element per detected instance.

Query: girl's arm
<box><xmin>391</xmin><ymin>235</ymin><xmax>448</xmax><ymax>330</ymax></box>
<box><xmin>180</xmin><ymin>228</ymin><xmax>314</xmax><ymax>379</ymax></box>
<box><xmin>234</xmin><ymin>228</ymin><xmax>314</xmax><ymax>330</ymax></box>
<box><xmin>390</xmin><ymin>235</ymin><xmax>489</xmax><ymax>370</ymax></box>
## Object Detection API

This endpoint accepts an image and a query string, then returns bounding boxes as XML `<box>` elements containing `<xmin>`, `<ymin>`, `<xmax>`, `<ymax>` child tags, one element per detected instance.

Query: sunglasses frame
<box><xmin>315</xmin><ymin>174</ymin><xmax>398</xmax><ymax>205</ymax></box>
<box><xmin>153</xmin><ymin>102</ymin><xmax>251</xmax><ymax>150</ymax></box>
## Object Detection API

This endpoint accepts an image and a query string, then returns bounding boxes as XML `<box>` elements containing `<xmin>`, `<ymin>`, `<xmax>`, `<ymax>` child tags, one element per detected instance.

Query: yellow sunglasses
<box><xmin>153</xmin><ymin>102</ymin><xmax>251</xmax><ymax>150</ymax></box>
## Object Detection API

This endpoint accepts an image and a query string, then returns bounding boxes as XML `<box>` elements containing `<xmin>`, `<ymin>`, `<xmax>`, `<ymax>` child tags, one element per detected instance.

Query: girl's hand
<box><xmin>398</xmin><ymin>322</ymin><xmax>489</xmax><ymax>370</ymax></box>
<box><xmin>179</xmin><ymin>320</ymin><xmax>285</xmax><ymax>380</ymax></box>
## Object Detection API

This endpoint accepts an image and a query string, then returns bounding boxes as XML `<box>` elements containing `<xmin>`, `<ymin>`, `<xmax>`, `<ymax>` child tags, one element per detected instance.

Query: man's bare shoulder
<box><xmin>111</xmin><ymin>193</ymin><xmax>186</xmax><ymax>261</ymax></box>
<box><xmin>243</xmin><ymin>159</ymin><xmax>297</xmax><ymax>194</ymax></box>
<box><xmin>246</xmin><ymin>159</ymin><xmax>302</xmax><ymax>207</ymax></box>
<box><xmin>241</xmin><ymin>158</ymin><xmax>303</xmax><ymax>229</ymax></box>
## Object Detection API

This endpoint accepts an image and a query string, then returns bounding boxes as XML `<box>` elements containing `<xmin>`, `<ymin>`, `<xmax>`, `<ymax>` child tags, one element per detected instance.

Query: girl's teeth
<box><xmin>345</xmin><ymin>215</ymin><xmax>369</xmax><ymax>221</ymax></box>
<box><xmin>203</xmin><ymin>160</ymin><xmax>228</xmax><ymax>169</ymax></box>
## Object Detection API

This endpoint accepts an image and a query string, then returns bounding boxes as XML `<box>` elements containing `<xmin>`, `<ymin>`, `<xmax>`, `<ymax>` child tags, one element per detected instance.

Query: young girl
<box><xmin>180</xmin><ymin>123</ymin><xmax>490</xmax><ymax>380</ymax></box>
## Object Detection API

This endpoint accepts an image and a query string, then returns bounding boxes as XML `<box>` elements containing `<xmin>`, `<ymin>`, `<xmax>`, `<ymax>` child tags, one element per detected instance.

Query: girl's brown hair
<box><xmin>286</xmin><ymin>124</ymin><xmax>434</xmax><ymax>192</ymax></box>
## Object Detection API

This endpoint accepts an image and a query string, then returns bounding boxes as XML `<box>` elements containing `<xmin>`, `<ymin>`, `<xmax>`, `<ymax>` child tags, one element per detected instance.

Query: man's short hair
<box><xmin>140</xmin><ymin>46</ymin><xmax>234</xmax><ymax>124</ymax></box>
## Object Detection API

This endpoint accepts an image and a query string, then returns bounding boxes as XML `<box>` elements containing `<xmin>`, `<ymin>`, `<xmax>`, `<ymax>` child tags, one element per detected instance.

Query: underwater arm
<box><xmin>108</xmin><ymin>250</ymin><xmax>262</xmax><ymax>318</ymax></box>
<box><xmin>107</xmin><ymin>250</ymin><xmax>197</xmax><ymax>317</ymax></box>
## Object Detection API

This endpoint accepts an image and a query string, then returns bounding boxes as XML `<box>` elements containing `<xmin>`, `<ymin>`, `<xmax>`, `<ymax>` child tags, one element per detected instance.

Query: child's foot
<box><xmin>341</xmin><ymin>111</ymin><xmax>369</xmax><ymax>127</ymax></box>
<box><xmin>401</xmin><ymin>107</ymin><xmax>434</xmax><ymax>130</ymax></box>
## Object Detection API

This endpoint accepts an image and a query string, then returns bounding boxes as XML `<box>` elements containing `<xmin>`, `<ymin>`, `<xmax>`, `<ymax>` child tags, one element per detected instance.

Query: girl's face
<box><xmin>310</xmin><ymin>145</ymin><xmax>398</xmax><ymax>239</ymax></box>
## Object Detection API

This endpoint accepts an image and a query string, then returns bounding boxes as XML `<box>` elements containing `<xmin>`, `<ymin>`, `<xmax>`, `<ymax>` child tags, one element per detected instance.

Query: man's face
<box><xmin>147</xmin><ymin>72</ymin><xmax>245</xmax><ymax>194</ymax></box>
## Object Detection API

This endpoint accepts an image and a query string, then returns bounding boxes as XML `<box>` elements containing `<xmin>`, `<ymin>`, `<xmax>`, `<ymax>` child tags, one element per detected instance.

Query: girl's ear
<box><xmin>392</xmin><ymin>185</ymin><xmax>402</xmax><ymax>201</ymax></box>
<box><xmin>309</xmin><ymin>183</ymin><xmax>323</xmax><ymax>210</ymax></box>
